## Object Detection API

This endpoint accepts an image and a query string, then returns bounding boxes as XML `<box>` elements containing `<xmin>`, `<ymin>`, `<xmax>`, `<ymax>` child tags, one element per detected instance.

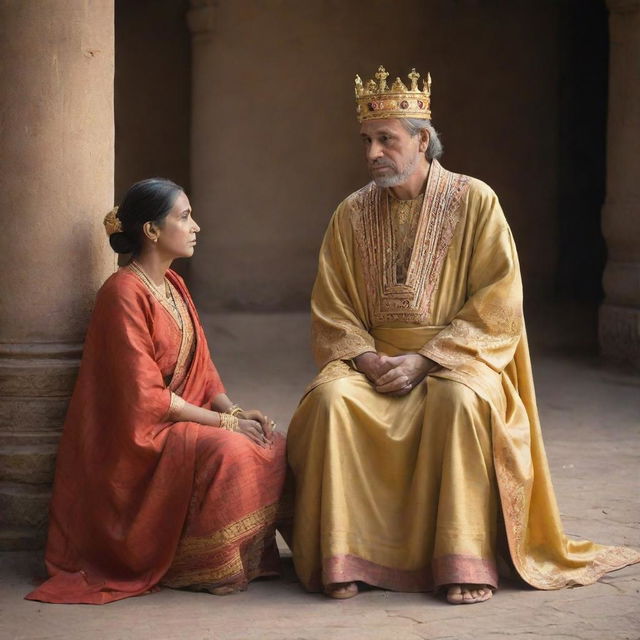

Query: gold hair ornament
<box><xmin>355</xmin><ymin>66</ymin><xmax>432</xmax><ymax>122</ymax></box>
<box><xmin>103</xmin><ymin>206</ymin><xmax>123</xmax><ymax>236</ymax></box>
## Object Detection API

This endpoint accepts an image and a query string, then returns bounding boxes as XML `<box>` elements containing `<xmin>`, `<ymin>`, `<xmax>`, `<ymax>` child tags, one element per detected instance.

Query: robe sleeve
<box><xmin>420</xmin><ymin>190</ymin><xmax>524</xmax><ymax>374</ymax></box>
<box><xmin>93</xmin><ymin>279</ymin><xmax>173</xmax><ymax>425</ymax></box>
<box><xmin>311</xmin><ymin>204</ymin><xmax>376</xmax><ymax>369</ymax></box>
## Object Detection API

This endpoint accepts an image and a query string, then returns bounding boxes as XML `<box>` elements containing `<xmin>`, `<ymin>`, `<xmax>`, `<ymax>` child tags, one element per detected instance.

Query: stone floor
<box><xmin>1</xmin><ymin>311</ymin><xmax>639</xmax><ymax>640</ymax></box>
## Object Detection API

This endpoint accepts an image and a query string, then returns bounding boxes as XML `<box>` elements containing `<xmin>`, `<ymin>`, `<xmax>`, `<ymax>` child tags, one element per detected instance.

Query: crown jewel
<box><xmin>355</xmin><ymin>66</ymin><xmax>432</xmax><ymax>122</ymax></box>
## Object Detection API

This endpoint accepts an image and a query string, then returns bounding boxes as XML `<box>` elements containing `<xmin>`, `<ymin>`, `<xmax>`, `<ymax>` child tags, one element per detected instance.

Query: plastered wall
<box><xmin>189</xmin><ymin>0</ymin><xmax>559</xmax><ymax>310</ymax></box>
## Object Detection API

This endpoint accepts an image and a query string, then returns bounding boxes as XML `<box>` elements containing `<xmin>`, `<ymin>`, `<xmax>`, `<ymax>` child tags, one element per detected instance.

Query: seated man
<box><xmin>286</xmin><ymin>66</ymin><xmax>639</xmax><ymax>604</ymax></box>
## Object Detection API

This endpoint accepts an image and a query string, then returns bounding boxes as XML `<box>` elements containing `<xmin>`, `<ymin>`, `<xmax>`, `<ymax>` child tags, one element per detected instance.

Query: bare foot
<box><xmin>324</xmin><ymin>581</ymin><xmax>359</xmax><ymax>599</ymax></box>
<box><xmin>210</xmin><ymin>585</ymin><xmax>240</xmax><ymax>596</ymax></box>
<box><xmin>446</xmin><ymin>584</ymin><xmax>493</xmax><ymax>604</ymax></box>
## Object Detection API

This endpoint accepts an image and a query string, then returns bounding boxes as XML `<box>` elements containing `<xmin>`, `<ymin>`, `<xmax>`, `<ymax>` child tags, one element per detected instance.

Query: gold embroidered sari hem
<box><xmin>161</xmin><ymin>502</ymin><xmax>280</xmax><ymax>589</ymax></box>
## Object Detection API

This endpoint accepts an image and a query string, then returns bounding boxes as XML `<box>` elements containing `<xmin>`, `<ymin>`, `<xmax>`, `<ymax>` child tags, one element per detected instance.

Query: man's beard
<box><xmin>370</xmin><ymin>152</ymin><xmax>421</xmax><ymax>188</ymax></box>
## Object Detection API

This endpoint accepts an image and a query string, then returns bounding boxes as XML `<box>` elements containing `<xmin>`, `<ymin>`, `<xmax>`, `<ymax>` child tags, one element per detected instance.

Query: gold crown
<box><xmin>355</xmin><ymin>66</ymin><xmax>432</xmax><ymax>122</ymax></box>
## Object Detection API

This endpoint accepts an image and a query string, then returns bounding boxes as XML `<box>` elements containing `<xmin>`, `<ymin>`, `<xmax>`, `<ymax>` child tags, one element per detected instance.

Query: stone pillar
<box><xmin>600</xmin><ymin>0</ymin><xmax>640</xmax><ymax>368</ymax></box>
<box><xmin>0</xmin><ymin>1</ymin><xmax>115</xmax><ymax>550</ymax></box>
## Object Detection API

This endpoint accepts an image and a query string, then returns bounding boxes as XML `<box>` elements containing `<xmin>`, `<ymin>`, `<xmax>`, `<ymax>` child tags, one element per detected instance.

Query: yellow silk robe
<box><xmin>287</xmin><ymin>160</ymin><xmax>640</xmax><ymax>592</ymax></box>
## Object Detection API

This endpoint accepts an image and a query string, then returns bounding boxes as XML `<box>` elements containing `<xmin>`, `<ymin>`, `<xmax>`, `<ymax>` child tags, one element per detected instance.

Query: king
<box><xmin>286</xmin><ymin>66</ymin><xmax>640</xmax><ymax>603</ymax></box>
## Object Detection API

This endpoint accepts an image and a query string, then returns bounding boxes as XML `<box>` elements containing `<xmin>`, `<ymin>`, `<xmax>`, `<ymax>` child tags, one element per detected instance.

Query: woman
<box><xmin>26</xmin><ymin>178</ymin><xmax>286</xmax><ymax>604</ymax></box>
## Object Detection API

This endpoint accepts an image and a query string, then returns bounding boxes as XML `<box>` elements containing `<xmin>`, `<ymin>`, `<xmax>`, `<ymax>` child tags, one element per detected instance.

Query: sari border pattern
<box><xmin>126</xmin><ymin>263</ymin><xmax>196</xmax><ymax>395</ymax></box>
<box><xmin>167</xmin><ymin>391</ymin><xmax>186</xmax><ymax>421</ymax></box>
<box><xmin>166</xmin><ymin>279</ymin><xmax>196</xmax><ymax>394</ymax></box>
<box><xmin>161</xmin><ymin>502</ymin><xmax>279</xmax><ymax>588</ymax></box>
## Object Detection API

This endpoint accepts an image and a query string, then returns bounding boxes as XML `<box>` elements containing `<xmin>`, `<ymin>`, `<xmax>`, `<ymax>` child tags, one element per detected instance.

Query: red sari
<box><xmin>26</xmin><ymin>266</ymin><xmax>286</xmax><ymax>604</ymax></box>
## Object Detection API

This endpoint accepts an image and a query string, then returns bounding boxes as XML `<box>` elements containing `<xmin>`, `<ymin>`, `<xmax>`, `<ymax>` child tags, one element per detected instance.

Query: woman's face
<box><xmin>155</xmin><ymin>191</ymin><xmax>200</xmax><ymax>259</ymax></box>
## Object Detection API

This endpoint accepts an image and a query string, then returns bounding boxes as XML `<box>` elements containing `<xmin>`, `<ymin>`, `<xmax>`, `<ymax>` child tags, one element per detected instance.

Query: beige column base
<box><xmin>0</xmin><ymin>344</ymin><xmax>81</xmax><ymax>549</ymax></box>
<box><xmin>599</xmin><ymin>306</ymin><xmax>640</xmax><ymax>369</ymax></box>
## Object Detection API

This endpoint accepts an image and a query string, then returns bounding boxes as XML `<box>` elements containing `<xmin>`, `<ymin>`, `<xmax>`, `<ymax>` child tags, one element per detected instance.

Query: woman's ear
<box><xmin>143</xmin><ymin>221</ymin><xmax>159</xmax><ymax>243</ymax></box>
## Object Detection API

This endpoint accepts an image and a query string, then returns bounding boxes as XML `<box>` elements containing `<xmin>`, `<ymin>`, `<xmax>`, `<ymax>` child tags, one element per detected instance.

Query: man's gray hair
<box><xmin>400</xmin><ymin>118</ymin><xmax>444</xmax><ymax>161</ymax></box>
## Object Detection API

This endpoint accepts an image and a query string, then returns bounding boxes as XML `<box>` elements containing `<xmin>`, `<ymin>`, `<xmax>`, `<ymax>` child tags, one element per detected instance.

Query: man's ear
<box><xmin>419</xmin><ymin>128</ymin><xmax>430</xmax><ymax>153</ymax></box>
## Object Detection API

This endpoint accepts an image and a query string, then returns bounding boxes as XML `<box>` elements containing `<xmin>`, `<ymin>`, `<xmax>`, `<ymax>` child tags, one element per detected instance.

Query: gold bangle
<box><xmin>226</xmin><ymin>404</ymin><xmax>244</xmax><ymax>417</ymax></box>
<box><xmin>218</xmin><ymin>412</ymin><xmax>239</xmax><ymax>432</ymax></box>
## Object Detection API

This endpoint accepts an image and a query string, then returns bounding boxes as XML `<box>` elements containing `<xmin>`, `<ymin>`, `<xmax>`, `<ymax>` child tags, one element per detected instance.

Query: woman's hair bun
<box><xmin>109</xmin><ymin>231</ymin><xmax>136</xmax><ymax>255</ymax></box>
<box><xmin>110</xmin><ymin>178</ymin><xmax>184</xmax><ymax>256</ymax></box>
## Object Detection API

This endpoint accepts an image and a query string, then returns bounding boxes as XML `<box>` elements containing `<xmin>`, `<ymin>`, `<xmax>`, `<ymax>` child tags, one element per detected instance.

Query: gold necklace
<box><xmin>131</xmin><ymin>261</ymin><xmax>176</xmax><ymax>301</ymax></box>
<box><xmin>129</xmin><ymin>261</ymin><xmax>183</xmax><ymax>328</ymax></box>
<box><xmin>165</xmin><ymin>280</ymin><xmax>179</xmax><ymax>311</ymax></box>
<box><xmin>130</xmin><ymin>260</ymin><xmax>164</xmax><ymax>291</ymax></box>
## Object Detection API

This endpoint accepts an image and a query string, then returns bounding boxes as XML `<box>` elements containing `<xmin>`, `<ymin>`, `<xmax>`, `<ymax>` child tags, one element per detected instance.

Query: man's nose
<box><xmin>367</xmin><ymin>141</ymin><xmax>383</xmax><ymax>163</ymax></box>
<box><xmin>192</xmin><ymin>218</ymin><xmax>201</xmax><ymax>232</ymax></box>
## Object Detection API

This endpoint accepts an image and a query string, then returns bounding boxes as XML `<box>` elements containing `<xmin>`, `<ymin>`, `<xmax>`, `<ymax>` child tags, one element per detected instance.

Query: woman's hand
<box><xmin>171</xmin><ymin>395</ymin><xmax>275</xmax><ymax>447</ymax></box>
<box><xmin>239</xmin><ymin>408</ymin><xmax>275</xmax><ymax>441</ymax></box>
<box><xmin>236</xmin><ymin>418</ymin><xmax>271</xmax><ymax>448</ymax></box>
<box><xmin>238</xmin><ymin>408</ymin><xmax>266</xmax><ymax>428</ymax></box>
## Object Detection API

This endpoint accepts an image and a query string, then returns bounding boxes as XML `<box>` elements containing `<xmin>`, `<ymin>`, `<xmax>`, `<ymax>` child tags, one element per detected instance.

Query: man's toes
<box><xmin>462</xmin><ymin>588</ymin><xmax>475</xmax><ymax>602</ymax></box>
<box><xmin>446</xmin><ymin>584</ymin><xmax>494</xmax><ymax>604</ymax></box>
<box><xmin>325</xmin><ymin>581</ymin><xmax>358</xmax><ymax>599</ymax></box>
<box><xmin>479</xmin><ymin>588</ymin><xmax>493</xmax><ymax>602</ymax></box>
<box><xmin>470</xmin><ymin>586</ymin><xmax>492</xmax><ymax>602</ymax></box>
<box><xmin>446</xmin><ymin>585</ymin><xmax>464</xmax><ymax>603</ymax></box>
<box><xmin>447</xmin><ymin>584</ymin><xmax>493</xmax><ymax>604</ymax></box>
